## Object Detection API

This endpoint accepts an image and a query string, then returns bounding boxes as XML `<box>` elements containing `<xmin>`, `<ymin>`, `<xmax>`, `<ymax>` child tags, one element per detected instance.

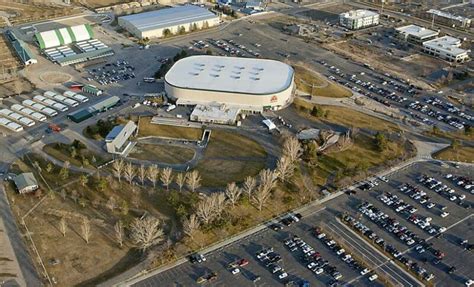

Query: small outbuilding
<box><xmin>13</xmin><ymin>173</ymin><xmax>39</xmax><ymax>194</ymax></box>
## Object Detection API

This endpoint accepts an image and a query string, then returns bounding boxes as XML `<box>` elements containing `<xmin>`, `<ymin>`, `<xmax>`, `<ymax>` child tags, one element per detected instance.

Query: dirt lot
<box><xmin>0</xmin><ymin>36</ymin><xmax>21</xmax><ymax>76</ymax></box>
<box><xmin>138</xmin><ymin>117</ymin><xmax>203</xmax><ymax>140</ymax></box>
<box><xmin>0</xmin><ymin>2</ymin><xmax>81</xmax><ymax>25</ymax></box>
<box><xmin>433</xmin><ymin>145</ymin><xmax>474</xmax><ymax>163</ymax></box>
<box><xmin>80</xmin><ymin>0</ymin><xmax>134</xmax><ymax>9</ymax></box>
<box><xmin>0</xmin><ymin>77</ymin><xmax>34</xmax><ymax>98</ymax></box>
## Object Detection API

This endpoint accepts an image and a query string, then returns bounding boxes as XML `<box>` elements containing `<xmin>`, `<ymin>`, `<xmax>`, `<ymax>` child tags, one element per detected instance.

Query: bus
<box><xmin>143</xmin><ymin>77</ymin><xmax>156</xmax><ymax>83</ymax></box>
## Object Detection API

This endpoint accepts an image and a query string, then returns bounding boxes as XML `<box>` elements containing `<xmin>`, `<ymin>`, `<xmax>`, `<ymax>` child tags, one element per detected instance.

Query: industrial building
<box><xmin>13</xmin><ymin>173</ymin><xmax>38</xmax><ymax>194</ymax></box>
<box><xmin>165</xmin><ymin>55</ymin><xmax>295</xmax><ymax>113</ymax></box>
<box><xmin>395</xmin><ymin>25</ymin><xmax>439</xmax><ymax>45</ymax></box>
<box><xmin>67</xmin><ymin>96</ymin><xmax>120</xmax><ymax>123</ymax></box>
<box><xmin>423</xmin><ymin>36</ymin><xmax>470</xmax><ymax>63</ymax></box>
<box><xmin>5</xmin><ymin>30</ymin><xmax>37</xmax><ymax>66</ymax></box>
<box><xmin>190</xmin><ymin>104</ymin><xmax>241</xmax><ymax>125</ymax></box>
<box><xmin>118</xmin><ymin>5</ymin><xmax>220</xmax><ymax>39</ymax></box>
<box><xmin>339</xmin><ymin>10</ymin><xmax>379</xmax><ymax>30</ymax></box>
<box><xmin>105</xmin><ymin>121</ymin><xmax>137</xmax><ymax>155</ymax></box>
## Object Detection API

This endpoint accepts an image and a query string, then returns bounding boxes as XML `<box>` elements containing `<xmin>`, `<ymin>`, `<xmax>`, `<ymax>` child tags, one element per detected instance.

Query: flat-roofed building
<box><xmin>423</xmin><ymin>36</ymin><xmax>470</xmax><ymax>63</ymax></box>
<box><xmin>339</xmin><ymin>9</ymin><xmax>379</xmax><ymax>30</ymax></box>
<box><xmin>426</xmin><ymin>9</ymin><xmax>471</xmax><ymax>28</ymax></box>
<box><xmin>105</xmin><ymin>121</ymin><xmax>137</xmax><ymax>155</ymax></box>
<box><xmin>118</xmin><ymin>5</ymin><xmax>220</xmax><ymax>39</ymax></box>
<box><xmin>190</xmin><ymin>104</ymin><xmax>241</xmax><ymax>125</ymax></box>
<box><xmin>395</xmin><ymin>24</ymin><xmax>439</xmax><ymax>45</ymax></box>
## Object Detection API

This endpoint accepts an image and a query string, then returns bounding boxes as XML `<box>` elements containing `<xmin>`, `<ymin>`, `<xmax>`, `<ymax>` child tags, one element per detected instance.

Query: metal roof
<box><xmin>13</xmin><ymin>173</ymin><xmax>38</xmax><ymax>191</ymax></box>
<box><xmin>340</xmin><ymin>9</ymin><xmax>378</xmax><ymax>20</ymax></box>
<box><xmin>165</xmin><ymin>55</ymin><xmax>294</xmax><ymax>95</ymax></box>
<box><xmin>395</xmin><ymin>25</ymin><xmax>439</xmax><ymax>39</ymax></box>
<box><xmin>423</xmin><ymin>36</ymin><xmax>470</xmax><ymax>56</ymax></box>
<box><xmin>119</xmin><ymin>5</ymin><xmax>219</xmax><ymax>32</ymax></box>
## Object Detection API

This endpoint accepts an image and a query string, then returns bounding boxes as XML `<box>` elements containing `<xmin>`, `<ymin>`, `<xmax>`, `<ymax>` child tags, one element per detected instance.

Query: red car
<box><xmin>238</xmin><ymin>258</ymin><xmax>249</xmax><ymax>267</ymax></box>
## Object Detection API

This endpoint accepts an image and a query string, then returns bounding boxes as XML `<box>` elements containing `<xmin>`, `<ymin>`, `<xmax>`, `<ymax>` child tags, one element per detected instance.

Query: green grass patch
<box><xmin>129</xmin><ymin>143</ymin><xmax>195</xmax><ymax>164</ymax></box>
<box><xmin>138</xmin><ymin>117</ymin><xmax>202</xmax><ymax>140</ymax></box>
<box><xmin>42</xmin><ymin>141</ymin><xmax>109</xmax><ymax>168</ymax></box>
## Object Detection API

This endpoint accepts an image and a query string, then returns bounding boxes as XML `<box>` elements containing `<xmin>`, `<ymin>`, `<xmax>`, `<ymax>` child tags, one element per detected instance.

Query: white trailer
<box><xmin>0</xmin><ymin>109</ymin><xmax>35</xmax><ymax>127</ymax></box>
<box><xmin>23</xmin><ymin>100</ymin><xmax>58</xmax><ymax>117</ymax></box>
<box><xmin>64</xmin><ymin>91</ymin><xmax>89</xmax><ymax>103</ymax></box>
<box><xmin>44</xmin><ymin>92</ymin><xmax>79</xmax><ymax>107</ymax></box>
<box><xmin>34</xmin><ymin>95</ymin><xmax>69</xmax><ymax>112</ymax></box>
<box><xmin>0</xmin><ymin>117</ymin><xmax>23</xmax><ymax>132</ymax></box>
<box><xmin>11</xmin><ymin>104</ymin><xmax>47</xmax><ymax>122</ymax></box>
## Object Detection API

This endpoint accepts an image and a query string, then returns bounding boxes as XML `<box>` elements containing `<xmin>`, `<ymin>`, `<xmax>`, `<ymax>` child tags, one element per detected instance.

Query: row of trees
<box><xmin>57</xmin><ymin>214</ymin><xmax>164</xmax><ymax>252</ymax></box>
<box><xmin>182</xmin><ymin>136</ymin><xmax>302</xmax><ymax>239</ymax></box>
<box><xmin>111</xmin><ymin>159</ymin><xmax>202</xmax><ymax>193</ymax></box>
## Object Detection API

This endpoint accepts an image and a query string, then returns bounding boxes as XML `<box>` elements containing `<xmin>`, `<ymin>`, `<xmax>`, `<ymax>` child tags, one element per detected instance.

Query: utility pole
<box><xmin>431</xmin><ymin>13</ymin><xmax>435</xmax><ymax>29</ymax></box>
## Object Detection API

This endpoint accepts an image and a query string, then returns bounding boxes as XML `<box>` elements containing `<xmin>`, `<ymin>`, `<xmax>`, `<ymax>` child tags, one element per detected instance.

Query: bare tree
<box><xmin>225</xmin><ymin>182</ymin><xmax>241</xmax><ymax>207</ymax></box>
<box><xmin>112</xmin><ymin>159</ymin><xmax>125</xmax><ymax>182</ymax></box>
<box><xmin>146</xmin><ymin>165</ymin><xmax>160</xmax><ymax>188</ymax></box>
<box><xmin>160</xmin><ymin>167</ymin><xmax>173</xmax><ymax>191</ymax></box>
<box><xmin>114</xmin><ymin>221</ymin><xmax>124</xmax><ymax>247</ymax></box>
<box><xmin>59</xmin><ymin>217</ymin><xmax>67</xmax><ymax>237</ymax></box>
<box><xmin>13</xmin><ymin>80</ymin><xmax>22</xmax><ymax>97</ymax></box>
<box><xmin>182</xmin><ymin>214</ymin><xmax>200</xmax><ymax>239</ymax></box>
<box><xmin>196</xmin><ymin>195</ymin><xmax>214</xmax><ymax>225</ymax></box>
<box><xmin>175</xmin><ymin>172</ymin><xmax>186</xmax><ymax>192</ymax></box>
<box><xmin>81</xmin><ymin>217</ymin><xmax>91</xmax><ymax>244</ymax></box>
<box><xmin>124</xmin><ymin>162</ymin><xmax>136</xmax><ymax>185</ymax></box>
<box><xmin>130</xmin><ymin>216</ymin><xmax>164</xmax><ymax>252</ymax></box>
<box><xmin>211</xmin><ymin>192</ymin><xmax>227</xmax><ymax>216</ymax></box>
<box><xmin>283</xmin><ymin>136</ymin><xmax>302</xmax><ymax>164</ymax></box>
<box><xmin>253</xmin><ymin>169</ymin><xmax>277</xmax><ymax>211</ymax></box>
<box><xmin>243</xmin><ymin>176</ymin><xmax>256</xmax><ymax>200</ymax></box>
<box><xmin>138</xmin><ymin>164</ymin><xmax>146</xmax><ymax>186</ymax></box>
<box><xmin>186</xmin><ymin>170</ymin><xmax>201</xmax><ymax>193</ymax></box>
<box><xmin>276</xmin><ymin>156</ymin><xmax>294</xmax><ymax>182</ymax></box>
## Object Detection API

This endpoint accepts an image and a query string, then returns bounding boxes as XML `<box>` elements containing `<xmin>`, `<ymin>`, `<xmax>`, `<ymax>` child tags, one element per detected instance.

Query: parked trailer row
<box><xmin>33</xmin><ymin>95</ymin><xmax>69</xmax><ymax>112</ymax></box>
<box><xmin>0</xmin><ymin>117</ymin><xmax>23</xmax><ymax>132</ymax></box>
<box><xmin>44</xmin><ymin>91</ymin><xmax>79</xmax><ymax>107</ymax></box>
<box><xmin>0</xmin><ymin>109</ymin><xmax>35</xmax><ymax>127</ymax></box>
<box><xmin>22</xmin><ymin>100</ymin><xmax>58</xmax><ymax>117</ymax></box>
<box><xmin>63</xmin><ymin>91</ymin><xmax>89</xmax><ymax>103</ymax></box>
<box><xmin>11</xmin><ymin>104</ymin><xmax>47</xmax><ymax>122</ymax></box>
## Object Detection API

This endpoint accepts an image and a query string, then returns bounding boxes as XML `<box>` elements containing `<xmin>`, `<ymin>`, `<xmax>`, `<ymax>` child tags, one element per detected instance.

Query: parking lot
<box><xmin>133</xmin><ymin>161</ymin><xmax>472</xmax><ymax>287</ymax></box>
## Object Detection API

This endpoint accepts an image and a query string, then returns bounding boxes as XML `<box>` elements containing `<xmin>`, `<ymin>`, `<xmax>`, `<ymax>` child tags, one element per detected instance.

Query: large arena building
<box><xmin>164</xmin><ymin>55</ymin><xmax>295</xmax><ymax>112</ymax></box>
<box><xmin>118</xmin><ymin>5</ymin><xmax>220</xmax><ymax>39</ymax></box>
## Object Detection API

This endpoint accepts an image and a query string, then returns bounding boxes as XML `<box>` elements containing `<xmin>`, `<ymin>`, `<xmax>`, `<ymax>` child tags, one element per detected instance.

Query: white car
<box><xmin>441</xmin><ymin>212</ymin><xmax>450</xmax><ymax>218</ymax></box>
<box><xmin>459</xmin><ymin>194</ymin><xmax>466</xmax><ymax>200</ymax></box>
<box><xmin>314</xmin><ymin>268</ymin><xmax>323</xmax><ymax>275</ymax></box>
<box><xmin>307</xmin><ymin>262</ymin><xmax>317</xmax><ymax>269</ymax></box>
<box><xmin>426</xmin><ymin>202</ymin><xmax>435</xmax><ymax>209</ymax></box>
<box><xmin>360</xmin><ymin>268</ymin><xmax>370</xmax><ymax>275</ymax></box>
<box><xmin>369</xmin><ymin>274</ymin><xmax>378</xmax><ymax>281</ymax></box>
<box><xmin>231</xmin><ymin>268</ymin><xmax>240</xmax><ymax>275</ymax></box>
<box><xmin>466</xmin><ymin>279</ymin><xmax>473</xmax><ymax>286</ymax></box>
<box><xmin>278</xmin><ymin>272</ymin><xmax>288</xmax><ymax>279</ymax></box>
<box><xmin>336</xmin><ymin>248</ymin><xmax>345</xmax><ymax>255</ymax></box>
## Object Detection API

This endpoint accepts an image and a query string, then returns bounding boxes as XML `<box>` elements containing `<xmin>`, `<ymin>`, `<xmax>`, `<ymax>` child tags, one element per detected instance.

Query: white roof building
<box><xmin>190</xmin><ymin>104</ymin><xmax>241</xmax><ymax>125</ymax></box>
<box><xmin>423</xmin><ymin>36</ymin><xmax>470</xmax><ymax>63</ymax></box>
<box><xmin>395</xmin><ymin>25</ymin><xmax>439</xmax><ymax>44</ymax></box>
<box><xmin>118</xmin><ymin>5</ymin><xmax>220</xmax><ymax>39</ymax></box>
<box><xmin>339</xmin><ymin>10</ymin><xmax>379</xmax><ymax>30</ymax></box>
<box><xmin>427</xmin><ymin>9</ymin><xmax>471</xmax><ymax>28</ymax></box>
<box><xmin>105</xmin><ymin>121</ymin><xmax>137</xmax><ymax>155</ymax></box>
<box><xmin>165</xmin><ymin>55</ymin><xmax>295</xmax><ymax>112</ymax></box>
<box><xmin>35</xmin><ymin>24</ymin><xmax>94</xmax><ymax>50</ymax></box>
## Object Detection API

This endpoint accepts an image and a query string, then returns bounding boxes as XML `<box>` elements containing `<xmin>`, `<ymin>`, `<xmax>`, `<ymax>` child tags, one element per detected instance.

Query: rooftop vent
<box><xmin>210</xmin><ymin>74</ymin><xmax>219</xmax><ymax>78</ymax></box>
<box><xmin>232</xmin><ymin>70</ymin><xmax>241</xmax><ymax>74</ymax></box>
<box><xmin>250</xmin><ymin>77</ymin><xmax>260</xmax><ymax>81</ymax></box>
<box><xmin>189</xmin><ymin>72</ymin><xmax>199</xmax><ymax>76</ymax></box>
<box><xmin>231</xmin><ymin>75</ymin><xmax>240</xmax><ymax>79</ymax></box>
<box><xmin>235</xmin><ymin>66</ymin><xmax>245</xmax><ymax>70</ymax></box>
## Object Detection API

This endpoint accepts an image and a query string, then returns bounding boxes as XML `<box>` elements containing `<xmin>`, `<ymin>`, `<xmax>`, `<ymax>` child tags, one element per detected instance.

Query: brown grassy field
<box><xmin>196</xmin><ymin>130</ymin><xmax>268</xmax><ymax>187</ymax></box>
<box><xmin>433</xmin><ymin>146</ymin><xmax>474</xmax><ymax>163</ymax></box>
<box><xmin>294</xmin><ymin>98</ymin><xmax>400</xmax><ymax>132</ymax></box>
<box><xmin>294</xmin><ymin>65</ymin><xmax>352</xmax><ymax>98</ymax></box>
<box><xmin>129</xmin><ymin>143</ymin><xmax>195</xmax><ymax>164</ymax></box>
<box><xmin>0</xmin><ymin>2</ymin><xmax>81</xmax><ymax>25</ymax></box>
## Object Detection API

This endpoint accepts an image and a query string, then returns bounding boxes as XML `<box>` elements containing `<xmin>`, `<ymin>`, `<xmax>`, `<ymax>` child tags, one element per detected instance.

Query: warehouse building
<box><xmin>423</xmin><ymin>36</ymin><xmax>470</xmax><ymax>63</ymax></box>
<box><xmin>165</xmin><ymin>55</ymin><xmax>295</xmax><ymax>113</ymax></box>
<box><xmin>105</xmin><ymin>121</ymin><xmax>137</xmax><ymax>155</ymax></box>
<box><xmin>339</xmin><ymin>10</ymin><xmax>379</xmax><ymax>30</ymax></box>
<box><xmin>5</xmin><ymin>30</ymin><xmax>37</xmax><ymax>66</ymax></box>
<box><xmin>118</xmin><ymin>5</ymin><xmax>220</xmax><ymax>39</ymax></box>
<box><xmin>395</xmin><ymin>24</ymin><xmax>439</xmax><ymax>45</ymax></box>
<box><xmin>67</xmin><ymin>96</ymin><xmax>120</xmax><ymax>123</ymax></box>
